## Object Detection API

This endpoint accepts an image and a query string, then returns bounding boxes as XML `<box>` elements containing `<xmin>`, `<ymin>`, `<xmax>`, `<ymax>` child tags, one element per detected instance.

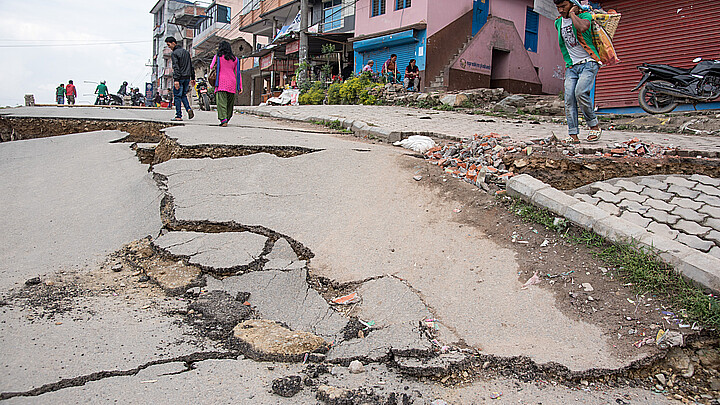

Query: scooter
<box><xmin>196</xmin><ymin>77</ymin><xmax>212</xmax><ymax>111</ymax></box>
<box><xmin>633</xmin><ymin>57</ymin><xmax>720</xmax><ymax>114</ymax></box>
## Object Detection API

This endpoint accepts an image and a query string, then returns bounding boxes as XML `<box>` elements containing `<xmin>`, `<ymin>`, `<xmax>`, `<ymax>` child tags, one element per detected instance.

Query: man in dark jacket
<box><xmin>165</xmin><ymin>36</ymin><xmax>195</xmax><ymax>120</ymax></box>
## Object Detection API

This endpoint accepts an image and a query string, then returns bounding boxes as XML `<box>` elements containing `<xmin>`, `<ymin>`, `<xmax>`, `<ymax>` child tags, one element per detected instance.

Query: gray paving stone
<box><xmin>638</xmin><ymin>177</ymin><xmax>668</xmax><ymax>190</ymax></box>
<box><xmin>673</xmin><ymin>219</ymin><xmax>712</xmax><ymax>236</ymax></box>
<box><xmin>672</xmin><ymin>207</ymin><xmax>708</xmax><ymax>223</ymax></box>
<box><xmin>698</xmin><ymin>194</ymin><xmax>720</xmax><ymax>207</ymax></box>
<box><xmin>594</xmin><ymin>190</ymin><xmax>621</xmax><ymax>204</ymax></box>
<box><xmin>706</xmin><ymin>230</ymin><xmax>720</xmax><ymax>245</ymax></box>
<box><xmin>574</xmin><ymin>193</ymin><xmax>599</xmax><ymax>205</ymax></box>
<box><xmin>597</xmin><ymin>202</ymin><xmax>620</xmax><ymax>216</ymax></box>
<box><xmin>645</xmin><ymin>198</ymin><xmax>675</xmax><ymax>212</ymax></box>
<box><xmin>666</xmin><ymin>176</ymin><xmax>697</xmax><ymax>189</ymax></box>
<box><xmin>647</xmin><ymin>222</ymin><xmax>679</xmax><ymax>240</ymax></box>
<box><xmin>619</xmin><ymin>199</ymin><xmax>650</xmax><ymax>214</ymax></box>
<box><xmin>620</xmin><ymin>211</ymin><xmax>651</xmax><ymax>228</ymax></box>
<box><xmin>564</xmin><ymin>201</ymin><xmax>610</xmax><ymax>231</ymax></box>
<box><xmin>700</xmin><ymin>205</ymin><xmax>720</xmax><ymax>218</ymax></box>
<box><xmin>690</xmin><ymin>174</ymin><xmax>720</xmax><ymax>187</ymax></box>
<box><xmin>709</xmin><ymin>246</ymin><xmax>720</xmax><ymax>260</ymax></box>
<box><xmin>615</xmin><ymin>179</ymin><xmax>644</xmax><ymax>193</ymax></box>
<box><xmin>592</xmin><ymin>217</ymin><xmax>647</xmax><ymax>244</ymax></box>
<box><xmin>507</xmin><ymin>174</ymin><xmax>549</xmax><ymax>201</ymax></box>
<box><xmin>676</xmin><ymin>232</ymin><xmax>714</xmax><ymax>252</ymax></box>
<box><xmin>670</xmin><ymin>197</ymin><xmax>703</xmax><ymax>211</ymax></box>
<box><xmin>639</xmin><ymin>177</ymin><xmax>668</xmax><ymax>190</ymax></box>
<box><xmin>637</xmin><ymin>233</ymin><xmax>695</xmax><ymax>268</ymax></box>
<box><xmin>532</xmin><ymin>187</ymin><xmax>579</xmax><ymax>216</ymax></box>
<box><xmin>667</xmin><ymin>185</ymin><xmax>700</xmax><ymax>199</ymax></box>
<box><xmin>617</xmin><ymin>191</ymin><xmax>647</xmax><ymax>203</ymax></box>
<box><xmin>644</xmin><ymin>208</ymin><xmax>680</xmax><ymax>225</ymax></box>
<box><xmin>590</xmin><ymin>182</ymin><xmax>620</xmax><ymax>194</ymax></box>
<box><xmin>675</xmin><ymin>252</ymin><xmax>720</xmax><ymax>292</ymax></box>
<box><xmin>641</xmin><ymin>188</ymin><xmax>673</xmax><ymax>201</ymax></box>
<box><xmin>695</xmin><ymin>183</ymin><xmax>720</xmax><ymax>197</ymax></box>
<box><xmin>705</xmin><ymin>218</ymin><xmax>720</xmax><ymax>232</ymax></box>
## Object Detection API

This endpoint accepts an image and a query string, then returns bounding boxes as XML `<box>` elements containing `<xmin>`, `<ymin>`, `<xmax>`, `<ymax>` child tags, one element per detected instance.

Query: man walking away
<box><xmin>554</xmin><ymin>0</ymin><xmax>602</xmax><ymax>144</ymax></box>
<box><xmin>56</xmin><ymin>83</ymin><xmax>65</xmax><ymax>105</ymax></box>
<box><xmin>165</xmin><ymin>36</ymin><xmax>195</xmax><ymax>121</ymax></box>
<box><xmin>66</xmin><ymin>80</ymin><xmax>77</xmax><ymax>105</ymax></box>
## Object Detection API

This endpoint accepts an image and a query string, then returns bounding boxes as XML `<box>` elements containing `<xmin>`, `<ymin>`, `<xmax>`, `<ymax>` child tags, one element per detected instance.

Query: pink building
<box><xmin>352</xmin><ymin>0</ymin><xmax>564</xmax><ymax>94</ymax></box>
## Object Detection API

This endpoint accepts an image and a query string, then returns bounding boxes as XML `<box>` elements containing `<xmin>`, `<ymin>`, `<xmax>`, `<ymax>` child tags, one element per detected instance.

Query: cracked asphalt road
<box><xmin>0</xmin><ymin>108</ymin><xmax>679</xmax><ymax>404</ymax></box>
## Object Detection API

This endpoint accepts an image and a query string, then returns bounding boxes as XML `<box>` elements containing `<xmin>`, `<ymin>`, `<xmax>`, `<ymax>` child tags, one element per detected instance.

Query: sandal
<box><xmin>171</xmin><ymin>117</ymin><xmax>183</xmax><ymax>121</ymax></box>
<box><xmin>587</xmin><ymin>129</ymin><xmax>602</xmax><ymax>143</ymax></box>
<box><xmin>562</xmin><ymin>137</ymin><xmax>581</xmax><ymax>145</ymax></box>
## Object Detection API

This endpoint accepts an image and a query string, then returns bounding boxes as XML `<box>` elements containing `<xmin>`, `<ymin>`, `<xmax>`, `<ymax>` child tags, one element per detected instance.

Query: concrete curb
<box><xmin>236</xmin><ymin>107</ymin><xmax>463</xmax><ymax>143</ymax></box>
<box><xmin>507</xmin><ymin>173</ymin><xmax>720</xmax><ymax>293</ymax></box>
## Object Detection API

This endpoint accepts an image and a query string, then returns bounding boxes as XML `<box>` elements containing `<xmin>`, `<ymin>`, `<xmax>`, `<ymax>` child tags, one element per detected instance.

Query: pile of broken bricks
<box><xmin>425</xmin><ymin>133</ymin><xmax>533</xmax><ymax>189</ymax></box>
<box><xmin>604</xmin><ymin>138</ymin><xmax>676</xmax><ymax>158</ymax></box>
<box><xmin>506</xmin><ymin>174</ymin><xmax>720</xmax><ymax>294</ymax></box>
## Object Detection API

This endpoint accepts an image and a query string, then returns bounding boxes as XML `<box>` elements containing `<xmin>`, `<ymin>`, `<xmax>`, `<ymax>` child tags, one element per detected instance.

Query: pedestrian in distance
<box><xmin>381</xmin><ymin>54</ymin><xmax>401</xmax><ymax>84</ymax></box>
<box><xmin>95</xmin><ymin>80</ymin><xmax>109</xmax><ymax>105</ymax></box>
<box><xmin>165</xmin><ymin>36</ymin><xmax>195</xmax><ymax>121</ymax></box>
<box><xmin>209</xmin><ymin>41</ymin><xmax>243</xmax><ymax>127</ymax></box>
<box><xmin>362</xmin><ymin>60</ymin><xmax>374</xmax><ymax>73</ymax></box>
<box><xmin>55</xmin><ymin>83</ymin><xmax>65</xmax><ymax>105</ymax></box>
<box><xmin>65</xmin><ymin>80</ymin><xmax>77</xmax><ymax>105</ymax></box>
<box><xmin>554</xmin><ymin>0</ymin><xmax>602</xmax><ymax>144</ymax></box>
<box><xmin>404</xmin><ymin>59</ymin><xmax>420</xmax><ymax>91</ymax></box>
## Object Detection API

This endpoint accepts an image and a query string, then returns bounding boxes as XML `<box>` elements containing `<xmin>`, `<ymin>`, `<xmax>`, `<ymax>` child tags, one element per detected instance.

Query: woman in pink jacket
<box><xmin>209</xmin><ymin>41</ymin><xmax>243</xmax><ymax>126</ymax></box>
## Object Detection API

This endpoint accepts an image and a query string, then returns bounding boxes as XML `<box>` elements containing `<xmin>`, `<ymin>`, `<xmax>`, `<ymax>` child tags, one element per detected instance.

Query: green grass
<box><xmin>509</xmin><ymin>198</ymin><xmax>720</xmax><ymax>330</ymax></box>
<box><xmin>310</xmin><ymin>120</ymin><xmax>351</xmax><ymax>133</ymax></box>
<box><xmin>433</xmin><ymin>104</ymin><xmax>455</xmax><ymax>111</ymax></box>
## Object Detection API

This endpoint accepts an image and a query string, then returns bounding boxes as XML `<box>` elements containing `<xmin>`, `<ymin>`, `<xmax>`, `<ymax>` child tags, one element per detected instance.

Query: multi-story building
<box><xmin>352</xmin><ymin>0</ymin><xmax>565</xmax><ymax>95</ymax></box>
<box><xmin>150</xmin><ymin>0</ymin><xmax>206</xmax><ymax>98</ymax></box>
<box><xmin>237</xmin><ymin>0</ymin><xmax>356</xmax><ymax>105</ymax></box>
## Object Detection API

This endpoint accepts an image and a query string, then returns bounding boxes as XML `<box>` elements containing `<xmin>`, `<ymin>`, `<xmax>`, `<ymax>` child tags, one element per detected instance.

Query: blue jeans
<box><xmin>564</xmin><ymin>61</ymin><xmax>599</xmax><ymax>136</ymax></box>
<box><xmin>56</xmin><ymin>95</ymin><xmax>64</xmax><ymax>105</ymax></box>
<box><xmin>173</xmin><ymin>79</ymin><xmax>191</xmax><ymax>118</ymax></box>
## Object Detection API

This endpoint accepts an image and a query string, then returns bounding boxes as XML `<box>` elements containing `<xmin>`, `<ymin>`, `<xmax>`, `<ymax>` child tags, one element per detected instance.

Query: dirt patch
<box><xmin>0</xmin><ymin>116</ymin><xmax>171</xmax><ymax>143</ymax></box>
<box><xmin>504</xmin><ymin>150</ymin><xmax>720</xmax><ymax>190</ymax></box>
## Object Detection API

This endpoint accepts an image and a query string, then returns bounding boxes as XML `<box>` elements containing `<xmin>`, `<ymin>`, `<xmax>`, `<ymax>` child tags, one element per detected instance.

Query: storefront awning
<box><xmin>352</xmin><ymin>29</ymin><xmax>418</xmax><ymax>53</ymax></box>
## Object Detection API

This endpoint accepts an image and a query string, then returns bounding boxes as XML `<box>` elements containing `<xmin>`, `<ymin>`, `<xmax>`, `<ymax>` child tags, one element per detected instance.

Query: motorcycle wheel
<box><xmin>201</xmin><ymin>93</ymin><xmax>211</xmax><ymax>111</ymax></box>
<box><xmin>638</xmin><ymin>80</ymin><xmax>678</xmax><ymax>114</ymax></box>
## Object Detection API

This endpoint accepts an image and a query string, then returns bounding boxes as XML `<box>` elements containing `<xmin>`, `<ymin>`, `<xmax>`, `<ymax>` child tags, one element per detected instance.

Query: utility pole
<box><xmin>299</xmin><ymin>0</ymin><xmax>309</xmax><ymax>83</ymax></box>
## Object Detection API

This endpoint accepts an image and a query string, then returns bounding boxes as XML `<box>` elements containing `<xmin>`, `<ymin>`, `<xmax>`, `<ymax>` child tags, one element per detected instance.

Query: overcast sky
<box><xmin>0</xmin><ymin>0</ymin><xmax>153</xmax><ymax>106</ymax></box>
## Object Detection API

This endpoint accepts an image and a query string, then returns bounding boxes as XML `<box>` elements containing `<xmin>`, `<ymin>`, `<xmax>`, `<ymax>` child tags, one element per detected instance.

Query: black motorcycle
<box><xmin>196</xmin><ymin>77</ymin><xmax>211</xmax><ymax>111</ymax></box>
<box><xmin>130</xmin><ymin>91</ymin><xmax>146</xmax><ymax>107</ymax></box>
<box><xmin>95</xmin><ymin>93</ymin><xmax>123</xmax><ymax>106</ymax></box>
<box><xmin>633</xmin><ymin>57</ymin><xmax>720</xmax><ymax>114</ymax></box>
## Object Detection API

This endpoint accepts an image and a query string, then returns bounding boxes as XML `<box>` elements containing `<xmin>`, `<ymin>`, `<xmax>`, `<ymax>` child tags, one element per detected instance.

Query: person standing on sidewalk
<box><xmin>209</xmin><ymin>41</ymin><xmax>242</xmax><ymax>127</ymax></box>
<box><xmin>554</xmin><ymin>0</ymin><xmax>602</xmax><ymax>144</ymax></box>
<box><xmin>65</xmin><ymin>80</ymin><xmax>77</xmax><ymax>105</ymax></box>
<box><xmin>165</xmin><ymin>36</ymin><xmax>195</xmax><ymax>121</ymax></box>
<box><xmin>55</xmin><ymin>84</ymin><xmax>65</xmax><ymax>105</ymax></box>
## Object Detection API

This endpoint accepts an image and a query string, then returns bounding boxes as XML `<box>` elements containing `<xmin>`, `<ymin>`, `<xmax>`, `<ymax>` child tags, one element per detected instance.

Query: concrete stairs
<box><xmin>428</xmin><ymin>35</ymin><xmax>474</xmax><ymax>92</ymax></box>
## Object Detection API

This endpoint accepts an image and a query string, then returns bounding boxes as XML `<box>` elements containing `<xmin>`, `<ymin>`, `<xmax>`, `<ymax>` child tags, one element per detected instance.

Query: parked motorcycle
<box><xmin>130</xmin><ymin>89</ymin><xmax>146</xmax><ymax>106</ymax></box>
<box><xmin>196</xmin><ymin>77</ymin><xmax>212</xmax><ymax>111</ymax></box>
<box><xmin>633</xmin><ymin>57</ymin><xmax>720</xmax><ymax>114</ymax></box>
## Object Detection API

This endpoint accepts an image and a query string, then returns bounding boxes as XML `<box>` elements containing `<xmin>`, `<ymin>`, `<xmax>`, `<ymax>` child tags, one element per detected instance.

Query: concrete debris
<box><xmin>604</xmin><ymin>138</ymin><xmax>676</xmax><ymax>158</ymax></box>
<box><xmin>233</xmin><ymin>319</ymin><xmax>328</xmax><ymax>362</ymax></box>
<box><xmin>25</xmin><ymin>277</ymin><xmax>41</xmax><ymax>286</ymax></box>
<box><xmin>316</xmin><ymin>385</ymin><xmax>352</xmax><ymax>404</ymax></box>
<box><xmin>348</xmin><ymin>360</ymin><xmax>365</xmax><ymax>374</ymax></box>
<box><xmin>393</xmin><ymin>352</ymin><xmax>472</xmax><ymax>377</ymax></box>
<box><xmin>426</xmin><ymin>133</ymin><xmax>531</xmax><ymax>188</ymax></box>
<box><xmin>271</xmin><ymin>375</ymin><xmax>303</xmax><ymax>397</ymax></box>
<box><xmin>188</xmin><ymin>290</ymin><xmax>252</xmax><ymax>327</ymax></box>
<box><xmin>582</xmin><ymin>283</ymin><xmax>594</xmax><ymax>292</ymax></box>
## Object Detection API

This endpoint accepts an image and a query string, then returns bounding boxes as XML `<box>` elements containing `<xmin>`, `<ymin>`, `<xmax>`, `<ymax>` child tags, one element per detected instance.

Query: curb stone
<box><xmin>507</xmin><ymin>174</ymin><xmax>720</xmax><ymax>293</ymax></box>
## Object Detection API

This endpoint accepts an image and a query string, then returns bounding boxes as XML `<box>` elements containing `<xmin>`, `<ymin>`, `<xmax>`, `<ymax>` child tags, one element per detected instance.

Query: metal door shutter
<box><xmin>595</xmin><ymin>0</ymin><xmax>720</xmax><ymax>109</ymax></box>
<box><xmin>362</xmin><ymin>42</ymin><xmax>417</xmax><ymax>74</ymax></box>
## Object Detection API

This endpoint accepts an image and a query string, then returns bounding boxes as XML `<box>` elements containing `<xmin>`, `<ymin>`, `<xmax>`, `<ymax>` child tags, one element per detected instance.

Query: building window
<box><xmin>323</xmin><ymin>0</ymin><xmax>342</xmax><ymax>31</ymax></box>
<box><xmin>524</xmin><ymin>7</ymin><xmax>539</xmax><ymax>53</ymax></box>
<box><xmin>195</xmin><ymin>4</ymin><xmax>231</xmax><ymax>36</ymax></box>
<box><xmin>371</xmin><ymin>0</ymin><xmax>386</xmax><ymax>17</ymax></box>
<box><xmin>396</xmin><ymin>0</ymin><xmax>410</xmax><ymax>10</ymax></box>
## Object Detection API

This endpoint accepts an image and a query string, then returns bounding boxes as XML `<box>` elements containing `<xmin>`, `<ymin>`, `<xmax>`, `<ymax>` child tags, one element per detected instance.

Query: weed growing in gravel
<box><xmin>508</xmin><ymin>197</ymin><xmax>720</xmax><ymax>330</ymax></box>
<box><xmin>310</xmin><ymin>120</ymin><xmax>351</xmax><ymax>133</ymax></box>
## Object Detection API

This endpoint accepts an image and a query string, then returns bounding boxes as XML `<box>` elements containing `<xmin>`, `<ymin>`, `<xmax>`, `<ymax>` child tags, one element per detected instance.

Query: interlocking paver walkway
<box><xmin>239</xmin><ymin>105</ymin><xmax>720</xmax><ymax>153</ymax></box>
<box><xmin>571</xmin><ymin>174</ymin><xmax>720</xmax><ymax>257</ymax></box>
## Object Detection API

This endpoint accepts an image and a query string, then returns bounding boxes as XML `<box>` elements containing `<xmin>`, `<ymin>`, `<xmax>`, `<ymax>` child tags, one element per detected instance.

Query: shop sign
<box><xmin>260</xmin><ymin>53</ymin><xmax>274</xmax><ymax>70</ymax></box>
<box><xmin>286</xmin><ymin>40</ymin><xmax>300</xmax><ymax>54</ymax></box>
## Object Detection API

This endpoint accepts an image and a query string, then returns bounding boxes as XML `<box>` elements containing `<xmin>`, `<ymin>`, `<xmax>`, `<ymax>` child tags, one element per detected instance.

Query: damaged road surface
<box><xmin>0</xmin><ymin>108</ymin><xmax>694</xmax><ymax>404</ymax></box>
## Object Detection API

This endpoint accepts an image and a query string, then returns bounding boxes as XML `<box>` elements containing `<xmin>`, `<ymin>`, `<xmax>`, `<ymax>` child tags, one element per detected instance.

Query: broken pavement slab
<box><xmin>153</xmin><ymin>231</ymin><xmax>267</xmax><ymax>273</ymax></box>
<box><xmin>205</xmin><ymin>268</ymin><xmax>347</xmax><ymax>341</ymax></box>
<box><xmin>232</xmin><ymin>319</ymin><xmax>328</xmax><ymax>362</ymax></box>
<box><xmin>264</xmin><ymin>238</ymin><xmax>307</xmax><ymax>271</ymax></box>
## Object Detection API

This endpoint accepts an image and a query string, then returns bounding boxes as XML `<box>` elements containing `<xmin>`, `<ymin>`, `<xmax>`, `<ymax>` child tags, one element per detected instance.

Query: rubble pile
<box><xmin>425</xmin><ymin>133</ymin><xmax>532</xmax><ymax>189</ymax></box>
<box><xmin>603</xmin><ymin>138</ymin><xmax>677</xmax><ymax>158</ymax></box>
